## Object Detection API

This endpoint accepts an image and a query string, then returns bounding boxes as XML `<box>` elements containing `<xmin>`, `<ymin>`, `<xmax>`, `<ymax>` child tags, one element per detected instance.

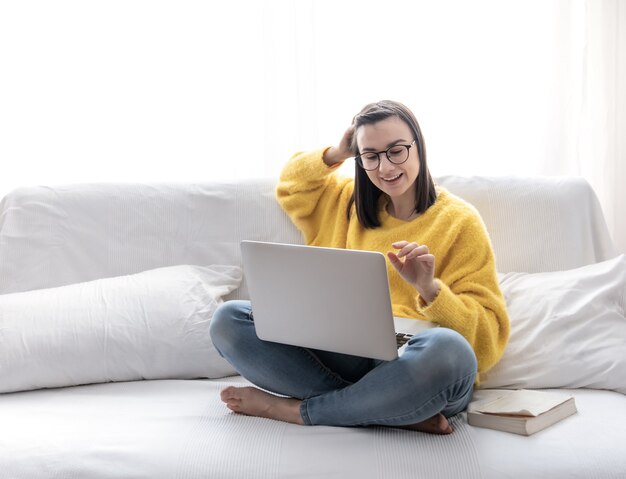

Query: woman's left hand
<box><xmin>387</xmin><ymin>241</ymin><xmax>440</xmax><ymax>304</ymax></box>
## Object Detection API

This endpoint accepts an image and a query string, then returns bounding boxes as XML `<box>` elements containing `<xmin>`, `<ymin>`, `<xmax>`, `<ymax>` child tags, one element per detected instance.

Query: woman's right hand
<box><xmin>323</xmin><ymin>125</ymin><xmax>355</xmax><ymax>166</ymax></box>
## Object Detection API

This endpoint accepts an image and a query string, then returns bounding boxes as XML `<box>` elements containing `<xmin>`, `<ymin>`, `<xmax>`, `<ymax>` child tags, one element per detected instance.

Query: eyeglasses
<box><xmin>355</xmin><ymin>140</ymin><xmax>416</xmax><ymax>171</ymax></box>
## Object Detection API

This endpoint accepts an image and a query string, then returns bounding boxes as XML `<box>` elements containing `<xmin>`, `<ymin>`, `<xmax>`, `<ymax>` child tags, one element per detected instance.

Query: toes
<box><xmin>220</xmin><ymin>387</ymin><xmax>233</xmax><ymax>402</ymax></box>
<box><xmin>220</xmin><ymin>386</ymin><xmax>245</xmax><ymax>401</ymax></box>
<box><xmin>226</xmin><ymin>401</ymin><xmax>242</xmax><ymax>412</ymax></box>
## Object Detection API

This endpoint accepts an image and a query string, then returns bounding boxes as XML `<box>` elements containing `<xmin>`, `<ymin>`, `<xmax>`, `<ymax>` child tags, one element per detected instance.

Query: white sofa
<box><xmin>0</xmin><ymin>176</ymin><xmax>625</xmax><ymax>478</ymax></box>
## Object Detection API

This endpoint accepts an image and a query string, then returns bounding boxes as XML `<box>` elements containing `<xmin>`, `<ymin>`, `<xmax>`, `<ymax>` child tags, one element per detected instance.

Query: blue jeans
<box><xmin>209</xmin><ymin>300</ymin><xmax>477</xmax><ymax>427</ymax></box>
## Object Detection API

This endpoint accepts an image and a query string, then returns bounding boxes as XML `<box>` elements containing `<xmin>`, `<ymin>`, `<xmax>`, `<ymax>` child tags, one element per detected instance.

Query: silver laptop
<box><xmin>240</xmin><ymin>240</ymin><xmax>437</xmax><ymax>361</ymax></box>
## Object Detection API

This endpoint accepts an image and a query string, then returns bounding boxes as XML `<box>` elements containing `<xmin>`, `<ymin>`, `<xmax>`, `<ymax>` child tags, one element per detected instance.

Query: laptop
<box><xmin>240</xmin><ymin>240</ymin><xmax>437</xmax><ymax>361</ymax></box>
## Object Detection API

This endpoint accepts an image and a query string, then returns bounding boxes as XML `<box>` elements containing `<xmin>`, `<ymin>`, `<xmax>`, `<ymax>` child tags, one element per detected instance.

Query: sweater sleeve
<box><xmin>275</xmin><ymin>148</ymin><xmax>354</xmax><ymax>247</ymax></box>
<box><xmin>416</xmin><ymin>216</ymin><xmax>510</xmax><ymax>375</ymax></box>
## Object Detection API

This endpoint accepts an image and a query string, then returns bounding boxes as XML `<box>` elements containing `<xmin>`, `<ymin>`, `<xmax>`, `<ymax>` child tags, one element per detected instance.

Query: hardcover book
<box><xmin>467</xmin><ymin>389</ymin><xmax>577</xmax><ymax>436</ymax></box>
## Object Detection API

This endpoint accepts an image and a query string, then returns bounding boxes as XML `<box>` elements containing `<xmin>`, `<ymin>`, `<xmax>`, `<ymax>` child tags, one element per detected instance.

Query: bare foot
<box><xmin>401</xmin><ymin>413</ymin><xmax>454</xmax><ymax>435</ymax></box>
<box><xmin>220</xmin><ymin>386</ymin><xmax>451</xmax><ymax>433</ymax></box>
<box><xmin>220</xmin><ymin>386</ymin><xmax>305</xmax><ymax>425</ymax></box>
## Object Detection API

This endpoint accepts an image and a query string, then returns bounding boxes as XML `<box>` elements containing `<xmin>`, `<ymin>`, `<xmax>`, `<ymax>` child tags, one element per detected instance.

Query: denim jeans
<box><xmin>209</xmin><ymin>300</ymin><xmax>477</xmax><ymax>427</ymax></box>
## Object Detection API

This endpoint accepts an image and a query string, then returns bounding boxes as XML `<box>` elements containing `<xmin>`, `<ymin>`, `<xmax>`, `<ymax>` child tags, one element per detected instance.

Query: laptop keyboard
<box><xmin>395</xmin><ymin>332</ymin><xmax>412</xmax><ymax>349</ymax></box>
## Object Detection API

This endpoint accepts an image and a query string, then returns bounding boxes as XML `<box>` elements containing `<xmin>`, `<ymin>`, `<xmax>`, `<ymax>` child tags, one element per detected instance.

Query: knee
<box><xmin>209</xmin><ymin>300</ymin><xmax>251</xmax><ymax>353</ymax></box>
<box><xmin>428</xmin><ymin>328</ymin><xmax>476</xmax><ymax>367</ymax></box>
<box><xmin>405</xmin><ymin>328</ymin><xmax>477</xmax><ymax>381</ymax></box>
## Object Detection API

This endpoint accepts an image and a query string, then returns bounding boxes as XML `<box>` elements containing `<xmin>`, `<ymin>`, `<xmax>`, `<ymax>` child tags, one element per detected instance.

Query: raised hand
<box><xmin>323</xmin><ymin>125</ymin><xmax>356</xmax><ymax>166</ymax></box>
<box><xmin>387</xmin><ymin>241</ymin><xmax>440</xmax><ymax>304</ymax></box>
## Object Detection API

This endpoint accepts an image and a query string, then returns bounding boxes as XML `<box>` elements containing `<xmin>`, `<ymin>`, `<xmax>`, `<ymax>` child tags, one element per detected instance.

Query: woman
<box><xmin>210</xmin><ymin>100</ymin><xmax>509</xmax><ymax>434</ymax></box>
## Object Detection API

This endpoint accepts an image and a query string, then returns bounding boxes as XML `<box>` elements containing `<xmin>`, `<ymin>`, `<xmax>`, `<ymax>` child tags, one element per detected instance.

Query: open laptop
<box><xmin>240</xmin><ymin>240</ymin><xmax>437</xmax><ymax>361</ymax></box>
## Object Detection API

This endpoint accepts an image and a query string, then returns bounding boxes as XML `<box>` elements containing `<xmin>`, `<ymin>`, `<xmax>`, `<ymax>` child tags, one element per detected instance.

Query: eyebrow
<box><xmin>360</xmin><ymin>139</ymin><xmax>410</xmax><ymax>152</ymax></box>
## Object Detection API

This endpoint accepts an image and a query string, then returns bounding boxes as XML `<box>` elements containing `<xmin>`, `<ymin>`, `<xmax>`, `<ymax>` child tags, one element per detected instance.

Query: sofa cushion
<box><xmin>0</xmin><ymin>264</ymin><xmax>241</xmax><ymax>393</ymax></box>
<box><xmin>481</xmin><ymin>254</ymin><xmax>626</xmax><ymax>394</ymax></box>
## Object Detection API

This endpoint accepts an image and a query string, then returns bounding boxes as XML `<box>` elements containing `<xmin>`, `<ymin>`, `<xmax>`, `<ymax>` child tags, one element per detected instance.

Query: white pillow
<box><xmin>481</xmin><ymin>255</ymin><xmax>626</xmax><ymax>394</ymax></box>
<box><xmin>0</xmin><ymin>265</ymin><xmax>241</xmax><ymax>393</ymax></box>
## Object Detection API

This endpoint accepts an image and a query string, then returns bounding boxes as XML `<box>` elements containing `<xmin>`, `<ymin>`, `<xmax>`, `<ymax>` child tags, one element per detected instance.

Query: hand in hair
<box><xmin>322</xmin><ymin>125</ymin><xmax>355</xmax><ymax>166</ymax></box>
<box><xmin>387</xmin><ymin>241</ymin><xmax>440</xmax><ymax>304</ymax></box>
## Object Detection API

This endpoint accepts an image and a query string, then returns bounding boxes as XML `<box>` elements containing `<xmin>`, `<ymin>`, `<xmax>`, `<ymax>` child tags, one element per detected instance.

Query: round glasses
<box><xmin>355</xmin><ymin>140</ymin><xmax>416</xmax><ymax>171</ymax></box>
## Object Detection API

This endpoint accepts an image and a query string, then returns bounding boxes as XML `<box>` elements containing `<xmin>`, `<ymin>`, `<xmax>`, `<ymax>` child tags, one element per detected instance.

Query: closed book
<box><xmin>467</xmin><ymin>389</ymin><xmax>577</xmax><ymax>436</ymax></box>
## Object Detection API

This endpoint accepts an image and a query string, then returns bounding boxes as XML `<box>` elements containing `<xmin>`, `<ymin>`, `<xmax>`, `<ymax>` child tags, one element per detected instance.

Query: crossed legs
<box><xmin>209</xmin><ymin>300</ymin><xmax>477</xmax><ymax>434</ymax></box>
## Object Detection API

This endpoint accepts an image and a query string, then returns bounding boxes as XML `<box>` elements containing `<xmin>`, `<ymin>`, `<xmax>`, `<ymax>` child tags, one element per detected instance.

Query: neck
<box><xmin>387</xmin><ymin>201</ymin><xmax>418</xmax><ymax>220</ymax></box>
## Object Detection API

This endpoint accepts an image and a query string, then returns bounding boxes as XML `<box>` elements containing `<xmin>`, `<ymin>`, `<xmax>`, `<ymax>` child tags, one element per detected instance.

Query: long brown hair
<box><xmin>347</xmin><ymin>100</ymin><xmax>437</xmax><ymax>228</ymax></box>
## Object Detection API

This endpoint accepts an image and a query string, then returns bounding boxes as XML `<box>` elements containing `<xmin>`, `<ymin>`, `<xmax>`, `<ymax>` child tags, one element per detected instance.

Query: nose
<box><xmin>377</xmin><ymin>154</ymin><xmax>397</xmax><ymax>173</ymax></box>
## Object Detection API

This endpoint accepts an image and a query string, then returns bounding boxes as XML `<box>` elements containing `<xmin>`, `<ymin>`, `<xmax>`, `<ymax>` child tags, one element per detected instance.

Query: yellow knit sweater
<box><xmin>276</xmin><ymin>148</ymin><xmax>510</xmax><ymax>375</ymax></box>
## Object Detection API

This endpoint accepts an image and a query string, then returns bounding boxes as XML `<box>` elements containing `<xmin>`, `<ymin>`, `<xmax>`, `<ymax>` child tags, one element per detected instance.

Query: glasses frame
<box><xmin>355</xmin><ymin>140</ymin><xmax>417</xmax><ymax>171</ymax></box>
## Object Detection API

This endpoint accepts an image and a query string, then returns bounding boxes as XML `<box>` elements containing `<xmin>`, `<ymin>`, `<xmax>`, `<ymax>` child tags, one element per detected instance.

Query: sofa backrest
<box><xmin>0</xmin><ymin>176</ymin><xmax>617</xmax><ymax>299</ymax></box>
<box><xmin>436</xmin><ymin>175</ymin><xmax>617</xmax><ymax>273</ymax></box>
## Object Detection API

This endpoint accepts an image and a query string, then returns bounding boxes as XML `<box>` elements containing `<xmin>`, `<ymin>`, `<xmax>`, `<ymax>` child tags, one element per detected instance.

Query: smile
<box><xmin>381</xmin><ymin>173</ymin><xmax>402</xmax><ymax>182</ymax></box>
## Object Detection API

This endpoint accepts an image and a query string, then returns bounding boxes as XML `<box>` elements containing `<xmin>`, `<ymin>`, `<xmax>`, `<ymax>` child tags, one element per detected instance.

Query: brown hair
<box><xmin>347</xmin><ymin>100</ymin><xmax>437</xmax><ymax>228</ymax></box>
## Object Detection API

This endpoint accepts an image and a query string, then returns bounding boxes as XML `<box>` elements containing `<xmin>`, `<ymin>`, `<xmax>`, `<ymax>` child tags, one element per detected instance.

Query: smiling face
<box><xmin>355</xmin><ymin>116</ymin><xmax>420</xmax><ymax>217</ymax></box>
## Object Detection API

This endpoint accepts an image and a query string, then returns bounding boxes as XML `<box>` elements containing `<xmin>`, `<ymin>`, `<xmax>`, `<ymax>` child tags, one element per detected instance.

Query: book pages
<box><xmin>475</xmin><ymin>390</ymin><xmax>573</xmax><ymax>417</ymax></box>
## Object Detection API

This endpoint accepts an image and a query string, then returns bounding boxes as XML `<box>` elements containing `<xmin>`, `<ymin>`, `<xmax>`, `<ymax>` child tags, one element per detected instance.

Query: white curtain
<box><xmin>0</xmin><ymin>0</ymin><xmax>624</xmax><ymax>252</ymax></box>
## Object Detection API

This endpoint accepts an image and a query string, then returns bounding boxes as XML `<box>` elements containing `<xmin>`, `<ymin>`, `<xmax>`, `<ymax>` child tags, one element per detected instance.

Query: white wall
<box><xmin>1</xmin><ymin>0</ymin><xmax>624</xmax><ymax>251</ymax></box>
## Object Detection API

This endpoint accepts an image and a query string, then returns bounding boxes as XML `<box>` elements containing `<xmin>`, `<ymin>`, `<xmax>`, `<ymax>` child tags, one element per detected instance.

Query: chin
<box><xmin>379</xmin><ymin>183</ymin><xmax>409</xmax><ymax>198</ymax></box>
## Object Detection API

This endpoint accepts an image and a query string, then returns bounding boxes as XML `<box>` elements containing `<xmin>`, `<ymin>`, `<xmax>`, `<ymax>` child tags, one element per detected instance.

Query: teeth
<box><xmin>382</xmin><ymin>174</ymin><xmax>401</xmax><ymax>181</ymax></box>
